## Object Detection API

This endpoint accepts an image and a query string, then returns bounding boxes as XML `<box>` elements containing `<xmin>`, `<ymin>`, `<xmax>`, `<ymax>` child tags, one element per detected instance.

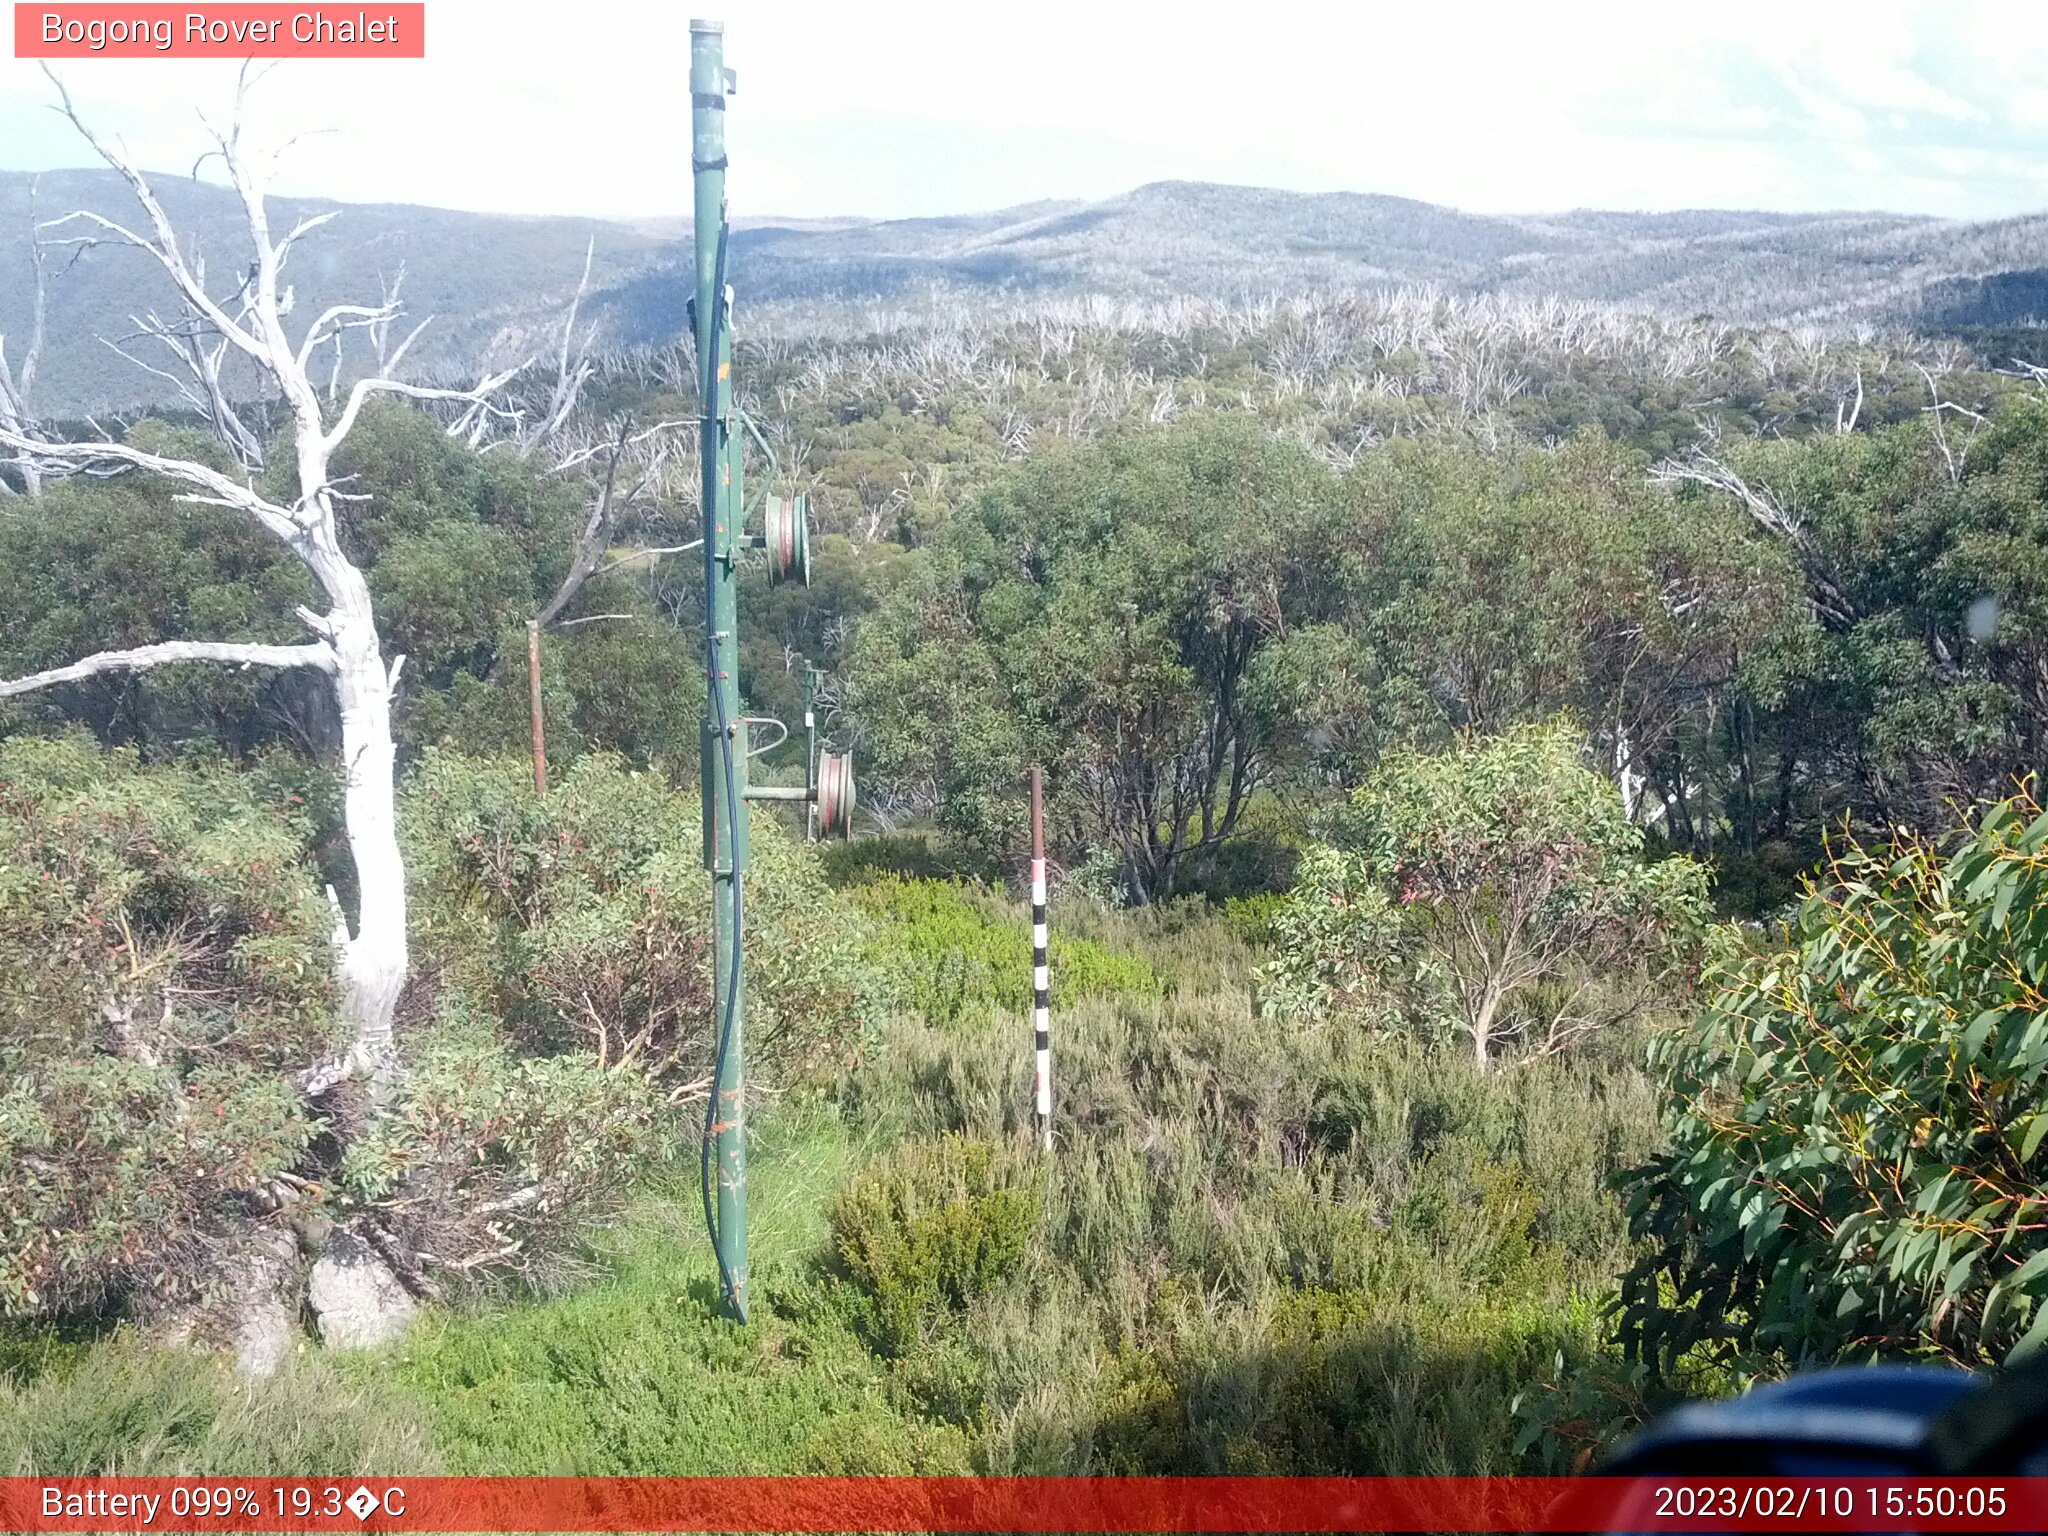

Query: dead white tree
<box><xmin>1915</xmin><ymin>362</ymin><xmax>1987</xmax><ymax>486</ymax></box>
<box><xmin>0</xmin><ymin>176</ymin><xmax>48</xmax><ymax>495</ymax></box>
<box><xmin>0</xmin><ymin>70</ymin><xmax>523</xmax><ymax>1100</ymax></box>
<box><xmin>1650</xmin><ymin>441</ymin><xmax>1858</xmax><ymax>632</ymax></box>
<box><xmin>1835</xmin><ymin>366</ymin><xmax>1864</xmax><ymax>435</ymax></box>
<box><xmin>521</xmin><ymin>413</ymin><xmax>693</xmax><ymax>792</ymax></box>
<box><xmin>517</xmin><ymin>239</ymin><xmax>599</xmax><ymax>452</ymax></box>
<box><xmin>538</xmin><ymin>416</ymin><xmax>696</xmax><ymax>625</ymax></box>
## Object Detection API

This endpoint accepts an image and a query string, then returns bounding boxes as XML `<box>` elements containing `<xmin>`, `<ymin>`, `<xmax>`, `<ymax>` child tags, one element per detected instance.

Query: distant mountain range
<box><xmin>5</xmin><ymin>170</ymin><xmax>2044</xmax><ymax>412</ymax></box>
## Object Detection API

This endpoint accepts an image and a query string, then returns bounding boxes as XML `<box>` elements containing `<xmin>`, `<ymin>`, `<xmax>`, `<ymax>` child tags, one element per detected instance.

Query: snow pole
<box><xmin>1030</xmin><ymin>767</ymin><xmax>1052</xmax><ymax>1150</ymax></box>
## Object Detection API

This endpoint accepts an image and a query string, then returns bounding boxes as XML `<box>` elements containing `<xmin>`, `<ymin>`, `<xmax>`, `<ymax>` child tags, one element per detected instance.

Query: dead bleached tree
<box><xmin>0</xmin><ymin>70</ymin><xmax>522</xmax><ymax>1101</ymax></box>
<box><xmin>0</xmin><ymin>176</ymin><xmax>48</xmax><ymax>496</ymax></box>
<box><xmin>1650</xmin><ymin>439</ymin><xmax>1859</xmax><ymax>633</ymax></box>
<box><xmin>536</xmin><ymin>417</ymin><xmax>697</xmax><ymax>627</ymax></box>
<box><xmin>521</xmin><ymin>412</ymin><xmax>693</xmax><ymax>792</ymax></box>
<box><xmin>1916</xmin><ymin>361</ymin><xmax>1988</xmax><ymax>486</ymax></box>
<box><xmin>498</xmin><ymin>245</ymin><xmax>700</xmax><ymax>793</ymax></box>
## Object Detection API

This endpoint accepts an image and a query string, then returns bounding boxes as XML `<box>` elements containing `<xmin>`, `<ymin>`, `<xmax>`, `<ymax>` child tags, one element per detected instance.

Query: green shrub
<box><xmin>1261</xmin><ymin>723</ymin><xmax>1710</xmax><ymax>1066</ymax></box>
<box><xmin>1169</xmin><ymin>1286</ymin><xmax>1568</xmax><ymax>1474</ymax></box>
<box><xmin>847</xmin><ymin>980</ymin><xmax>1657</xmax><ymax>1474</ymax></box>
<box><xmin>820</xmin><ymin>829</ymin><xmax>996</xmax><ymax>887</ymax></box>
<box><xmin>1620</xmin><ymin>789</ymin><xmax>2048</xmax><ymax>1378</ymax></box>
<box><xmin>850</xmin><ymin>876</ymin><xmax>1158</xmax><ymax>1028</ymax></box>
<box><xmin>354</xmin><ymin>752</ymin><xmax>897</xmax><ymax>1298</ymax></box>
<box><xmin>0</xmin><ymin>734</ymin><xmax>337</xmax><ymax>1320</ymax></box>
<box><xmin>402</xmin><ymin>751</ymin><xmax>891</xmax><ymax>1090</ymax></box>
<box><xmin>1219</xmin><ymin>892</ymin><xmax>1286</xmax><ymax>949</ymax></box>
<box><xmin>830</xmin><ymin>1136</ymin><xmax>1041</xmax><ymax>1355</ymax></box>
<box><xmin>1048</xmin><ymin>898</ymin><xmax>1261</xmax><ymax>1001</ymax></box>
<box><xmin>340</xmin><ymin>1004</ymin><xmax>666</xmax><ymax>1298</ymax></box>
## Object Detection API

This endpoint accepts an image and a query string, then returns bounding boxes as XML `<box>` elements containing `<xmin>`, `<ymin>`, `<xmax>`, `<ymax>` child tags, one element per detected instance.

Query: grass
<box><xmin>1</xmin><ymin>1339</ymin><xmax>438</xmax><ymax>1476</ymax></box>
<box><xmin>378</xmin><ymin>1103</ymin><xmax>970</xmax><ymax>1475</ymax></box>
<box><xmin>3</xmin><ymin>889</ymin><xmax>1662</xmax><ymax>1479</ymax></box>
<box><xmin>838</xmin><ymin>976</ymin><xmax>1659</xmax><ymax>1474</ymax></box>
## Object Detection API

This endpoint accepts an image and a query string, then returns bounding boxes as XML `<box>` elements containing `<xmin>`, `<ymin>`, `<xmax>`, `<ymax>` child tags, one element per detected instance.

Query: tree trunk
<box><xmin>1472</xmin><ymin>981</ymin><xmax>1503</xmax><ymax>1071</ymax></box>
<box><xmin>328</xmin><ymin>583</ymin><xmax>407</xmax><ymax>1100</ymax></box>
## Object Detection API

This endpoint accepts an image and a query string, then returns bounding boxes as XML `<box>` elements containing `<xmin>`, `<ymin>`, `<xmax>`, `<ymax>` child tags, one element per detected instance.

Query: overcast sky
<box><xmin>1</xmin><ymin>0</ymin><xmax>2043</xmax><ymax>223</ymax></box>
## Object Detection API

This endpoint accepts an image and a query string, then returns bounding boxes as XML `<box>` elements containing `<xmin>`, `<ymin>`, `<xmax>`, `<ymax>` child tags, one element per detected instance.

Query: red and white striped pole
<box><xmin>1029</xmin><ymin>766</ymin><xmax>1052</xmax><ymax>1151</ymax></box>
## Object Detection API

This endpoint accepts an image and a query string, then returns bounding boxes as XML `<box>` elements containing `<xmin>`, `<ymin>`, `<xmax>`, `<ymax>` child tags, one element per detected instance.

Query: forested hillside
<box><xmin>0</xmin><ymin>169</ymin><xmax>663</xmax><ymax>413</ymax></box>
<box><xmin>9</xmin><ymin>168</ymin><xmax>2048</xmax><ymax>412</ymax></box>
<box><xmin>8</xmin><ymin>121</ymin><xmax>2048</xmax><ymax>1486</ymax></box>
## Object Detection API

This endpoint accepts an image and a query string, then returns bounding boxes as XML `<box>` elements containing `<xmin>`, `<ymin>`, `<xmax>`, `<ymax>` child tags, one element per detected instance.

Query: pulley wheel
<box><xmin>816</xmin><ymin>750</ymin><xmax>855</xmax><ymax>840</ymax></box>
<box><xmin>765</xmin><ymin>492</ymin><xmax>811</xmax><ymax>587</ymax></box>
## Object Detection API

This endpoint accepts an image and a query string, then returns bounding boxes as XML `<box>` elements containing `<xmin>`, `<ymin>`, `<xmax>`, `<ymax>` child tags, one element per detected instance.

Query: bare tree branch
<box><xmin>324</xmin><ymin>364</ymin><xmax>526</xmax><ymax>453</ymax></box>
<box><xmin>37</xmin><ymin>67</ymin><xmax>275</xmax><ymax>371</ymax></box>
<box><xmin>0</xmin><ymin>426</ymin><xmax>302</xmax><ymax>538</ymax></box>
<box><xmin>1916</xmin><ymin>362</ymin><xmax>1986</xmax><ymax>486</ymax></box>
<box><xmin>536</xmin><ymin>421</ymin><xmax>628</xmax><ymax>630</ymax></box>
<box><xmin>1651</xmin><ymin>448</ymin><xmax>1858</xmax><ymax>630</ymax></box>
<box><xmin>523</xmin><ymin>237</ymin><xmax>598</xmax><ymax>447</ymax></box>
<box><xmin>0</xmin><ymin>639</ymin><xmax>336</xmax><ymax>698</ymax></box>
<box><xmin>533</xmin><ymin>417</ymin><xmax>693</xmax><ymax>628</ymax></box>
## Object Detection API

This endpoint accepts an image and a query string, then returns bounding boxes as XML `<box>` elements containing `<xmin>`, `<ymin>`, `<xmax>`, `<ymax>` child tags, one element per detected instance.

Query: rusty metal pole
<box><xmin>526</xmin><ymin>619</ymin><xmax>548</xmax><ymax>797</ymax></box>
<box><xmin>1030</xmin><ymin>767</ymin><xmax>1051</xmax><ymax>1151</ymax></box>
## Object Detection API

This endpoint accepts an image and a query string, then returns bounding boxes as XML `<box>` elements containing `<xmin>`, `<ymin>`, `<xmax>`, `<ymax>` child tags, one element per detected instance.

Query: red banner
<box><xmin>13</xmin><ymin>5</ymin><xmax>425</xmax><ymax>58</ymax></box>
<box><xmin>3</xmin><ymin>1476</ymin><xmax>2047</xmax><ymax>1532</ymax></box>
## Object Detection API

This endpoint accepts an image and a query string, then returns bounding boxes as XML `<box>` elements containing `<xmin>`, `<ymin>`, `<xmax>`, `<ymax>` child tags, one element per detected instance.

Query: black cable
<box><xmin>698</xmin><ymin>213</ymin><xmax>745</xmax><ymax>1318</ymax></box>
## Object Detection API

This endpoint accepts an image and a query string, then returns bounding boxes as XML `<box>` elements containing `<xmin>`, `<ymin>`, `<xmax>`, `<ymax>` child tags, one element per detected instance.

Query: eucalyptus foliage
<box><xmin>1263</xmin><ymin>724</ymin><xmax>1710</xmax><ymax>1065</ymax></box>
<box><xmin>850</xmin><ymin>416</ymin><xmax>1339</xmax><ymax>900</ymax></box>
<box><xmin>1620</xmin><ymin>790</ymin><xmax>2048</xmax><ymax>1374</ymax></box>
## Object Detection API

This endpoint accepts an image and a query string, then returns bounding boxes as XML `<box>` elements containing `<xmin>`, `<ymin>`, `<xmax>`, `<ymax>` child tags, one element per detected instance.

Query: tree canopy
<box><xmin>1263</xmin><ymin>723</ymin><xmax>1709</xmax><ymax>1065</ymax></box>
<box><xmin>853</xmin><ymin>415</ymin><xmax>1339</xmax><ymax>899</ymax></box>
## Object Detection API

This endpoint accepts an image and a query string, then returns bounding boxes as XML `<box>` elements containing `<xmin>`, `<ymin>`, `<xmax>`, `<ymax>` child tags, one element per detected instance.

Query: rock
<box><xmin>233</xmin><ymin>1291</ymin><xmax>297</xmax><ymax>1377</ymax></box>
<box><xmin>226</xmin><ymin>1226</ymin><xmax>303</xmax><ymax>1378</ymax></box>
<box><xmin>307</xmin><ymin>1229</ymin><xmax>417</xmax><ymax>1349</ymax></box>
<box><xmin>291</xmin><ymin>1208</ymin><xmax>336</xmax><ymax>1256</ymax></box>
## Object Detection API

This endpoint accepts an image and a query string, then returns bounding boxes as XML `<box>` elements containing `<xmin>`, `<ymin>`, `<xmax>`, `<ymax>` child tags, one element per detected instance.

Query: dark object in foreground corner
<box><xmin>1576</xmin><ymin>1358</ymin><xmax>2048</xmax><ymax>1532</ymax></box>
<box><xmin>1594</xmin><ymin>1353</ymin><xmax>2048</xmax><ymax>1485</ymax></box>
<box><xmin>1600</xmin><ymin>1364</ymin><xmax>1982</xmax><ymax>1478</ymax></box>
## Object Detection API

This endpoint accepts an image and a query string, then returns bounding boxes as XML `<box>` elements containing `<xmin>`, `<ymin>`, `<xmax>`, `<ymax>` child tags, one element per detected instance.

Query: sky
<box><xmin>1</xmin><ymin>0</ymin><xmax>2044</xmax><ymax>223</ymax></box>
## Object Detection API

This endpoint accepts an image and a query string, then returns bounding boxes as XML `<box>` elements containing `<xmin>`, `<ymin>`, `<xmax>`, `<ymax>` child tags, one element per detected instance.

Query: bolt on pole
<box><xmin>1030</xmin><ymin>767</ymin><xmax>1052</xmax><ymax>1151</ymax></box>
<box><xmin>692</xmin><ymin>15</ymin><xmax>748</xmax><ymax>1323</ymax></box>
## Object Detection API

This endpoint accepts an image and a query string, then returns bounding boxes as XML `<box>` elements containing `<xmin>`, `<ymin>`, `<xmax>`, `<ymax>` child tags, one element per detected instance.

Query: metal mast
<box><xmin>692</xmin><ymin>15</ymin><xmax>748</xmax><ymax>1323</ymax></box>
